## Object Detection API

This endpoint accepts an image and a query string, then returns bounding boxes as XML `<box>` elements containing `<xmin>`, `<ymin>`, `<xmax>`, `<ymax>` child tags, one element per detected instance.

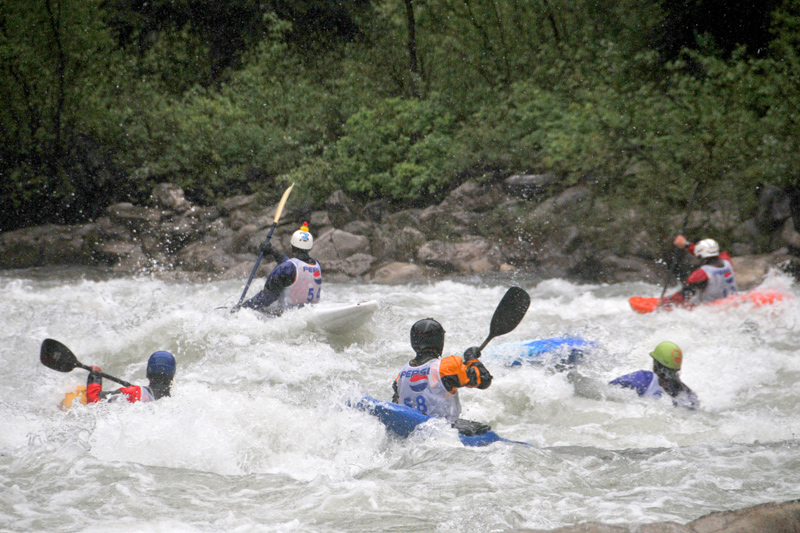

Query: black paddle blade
<box><xmin>489</xmin><ymin>286</ymin><xmax>531</xmax><ymax>339</ymax></box>
<box><xmin>40</xmin><ymin>339</ymin><xmax>79</xmax><ymax>372</ymax></box>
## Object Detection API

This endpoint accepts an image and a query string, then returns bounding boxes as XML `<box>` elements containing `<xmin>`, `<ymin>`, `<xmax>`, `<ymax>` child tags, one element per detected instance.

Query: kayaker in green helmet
<box><xmin>609</xmin><ymin>341</ymin><xmax>699</xmax><ymax>410</ymax></box>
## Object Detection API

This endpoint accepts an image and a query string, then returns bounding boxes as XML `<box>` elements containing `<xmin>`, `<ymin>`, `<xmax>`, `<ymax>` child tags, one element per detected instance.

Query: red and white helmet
<box><xmin>694</xmin><ymin>238</ymin><xmax>719</xmax><ymax>258</ymax></box>
<box><xmin>291</xmin><ymin>222</ymin><xmax>313</xmax><ymax>250</ymax></box>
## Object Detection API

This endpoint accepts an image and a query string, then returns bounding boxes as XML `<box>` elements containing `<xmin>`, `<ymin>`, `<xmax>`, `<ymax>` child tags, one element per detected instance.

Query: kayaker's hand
<box><xmin>463</xmin><ymin>346</ymin><xmax>481</xmax><ymax>362</ymax></box>
<box><xmin>673</xmin><ymin>235</ymin><xmax>688</xmax><ymax>248</ymax></box>
<box><xmin>87</xmin><ymin>366</ymin><xmax>103</xmax><ymax>386</ymax></box>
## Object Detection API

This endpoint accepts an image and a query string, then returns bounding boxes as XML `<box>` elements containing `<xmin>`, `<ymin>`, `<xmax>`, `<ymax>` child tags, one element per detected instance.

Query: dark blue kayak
<box><xmin>353</xmin><ymin>396</ymin><xmax>532</xmax><ymax>447</ymax></box>
<box><xmin>488</xmin><ymin>336</ymin><xmax>596</xmax><ymax>367</ymax></box>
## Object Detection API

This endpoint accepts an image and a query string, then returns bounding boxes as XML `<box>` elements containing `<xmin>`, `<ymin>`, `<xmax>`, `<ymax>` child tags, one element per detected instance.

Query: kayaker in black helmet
<box><xmin>392</xmin><ymin>318</ymin><xmax>493</xmax><ymax>436</ymax></box>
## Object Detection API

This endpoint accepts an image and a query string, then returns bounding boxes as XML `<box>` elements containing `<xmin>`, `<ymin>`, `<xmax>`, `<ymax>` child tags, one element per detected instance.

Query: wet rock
<box><xmin>342</xmin><ymin>220</ymin><xmax>375</xmax><ymax>236</ymax></box>
<box><xmin>313</xmin><ymin>229</ymin><xmax>371</xmax><ymax>261</ymax></box>
<box><xmin>370</xmin><ymin>262</ymin><xmax>430</xmax><ymax>284</ymax></box>
<box><xmin>325</xmin><ymin>190</ymin><xmax>356</xmax><ymax>228</ymax></box>
<box><xmin>324</xmin><ymin>253</ymin><xmax>376</xmax><ymax>277</ymax></box>
<box><xmin>106</xmin><ymin>203</ymin><xmax>161</xmax><ymax>232</ymax></box>
<box><xmin>176</xmin><ymin>242</ymin><xmax>238</xmax><ymax>273</ymax></box>
<box><xmin>731</xmin><ymin>250</ymin><xmax>793</xmax><ymax>290</ymax></box>
<box><xmin>0</xmin><ymin>224</ymin><xmax>94</xmax><ymax>268</ymax></box>
<box><xmin>780</xmin><ymin>218</ymin><xmax>800</xmax><ymax>251</ymax></box>
<box><xmin>417</xmin><ymin>236</ymin><xmax>502</xmax><ymax>272</ymax></box>
<box><xmin>309</xmin><ymin>210</ymin><xmax>331</xmax><ymax>228</ymax></box>
<box><xmin>756</xmin><ymin>184</ymin><xmax>792</xmax><ymax>231</ymax></box>
<box><xmin>504</xmin><ymin>174</ymin><xmax>557</xmax><ymax>198</ymax></box>
<box><xmin>151</xmin><ymin>183</ymin><xmax>191</xmax><ymax>213</ymax></box>
<box><xmin>219</xmin><ymin>194</ymin><xmax>257</xmax><ymax>215</ymax></box>
<box><xmin>511</xmin><ymin>499</ymin><xmax>800</xmax><ymax>533</ymax></box>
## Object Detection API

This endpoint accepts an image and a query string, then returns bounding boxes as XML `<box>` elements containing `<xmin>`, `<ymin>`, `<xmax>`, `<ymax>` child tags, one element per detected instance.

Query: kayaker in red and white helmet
<box><xmin>609</xmin><ymin>341</ymin><xmax>699</xmax><ymax>410</ymax></box>
<box><xmin>392</xmin><ymin>318</ymin><xmax>494</xmax><ymax>436</ymax></box>
<box><xmin>87</xmin><ymin>351</ymin><xmax>176</xmax><ymax>404</ymax></box>
<box><xmin>661</xmin><ymin>235</ymin><xmax>738</xmax><ymax>307</ymax></box>
<box><xmin>240</xmin><ymin>222</ymin><xmax>322</xmax><ymax>315</ymax></box>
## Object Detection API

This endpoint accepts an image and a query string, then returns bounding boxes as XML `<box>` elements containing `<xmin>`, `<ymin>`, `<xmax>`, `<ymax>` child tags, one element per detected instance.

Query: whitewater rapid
<box><xmin>1</xmin><ymin>268</ymin><xmax>798</xmax><ymax>532</ymax></box>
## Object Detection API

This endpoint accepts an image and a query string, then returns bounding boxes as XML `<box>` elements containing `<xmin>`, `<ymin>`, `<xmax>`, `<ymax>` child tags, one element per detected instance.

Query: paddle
<box><xmin>659</xmin><ymin>181</ymin><xmax>699</xmax><ymax>300</ymax></box>
<box><xmin>40</xmin><ymin>338</ymin><xmax>132</xmax><ymax>387</ymax></box>
<box><xmin>477</xmin><ymin>286</ymin><xmax>531</xmax><ymax>353</ymax></box>
<box><xmin>231</xmin><ymin>182</ymin><xmax>295</xmax><ymax>313</ymax></box>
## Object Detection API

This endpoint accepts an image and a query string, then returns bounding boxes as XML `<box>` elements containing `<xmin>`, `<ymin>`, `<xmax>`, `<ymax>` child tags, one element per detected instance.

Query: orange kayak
<box><xmin>629</xmin><ymin>291</ymin><xmax>789</xmax><ymax>314</ymax></box>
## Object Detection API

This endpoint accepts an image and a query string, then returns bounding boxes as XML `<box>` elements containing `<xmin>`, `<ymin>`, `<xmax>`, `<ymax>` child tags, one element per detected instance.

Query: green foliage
<box><xmin>294</xmin><ymin>97</ymin><xmax>457</xmax><ymax>202</ymax></box>
<box><xmin>3</xmin><ymin>0</ymin><xmax>800</xmax><ymax>233</ymax></box>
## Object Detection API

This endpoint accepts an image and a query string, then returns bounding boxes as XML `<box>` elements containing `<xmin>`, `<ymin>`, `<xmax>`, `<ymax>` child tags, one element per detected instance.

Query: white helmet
<box><xmin>291</xmin><ymin>222</ymin><xmax>313</xmax><ymax>250</ymax></box>
<box><xmin>694</xmin><ymin>238</ymin><xmax>719</xmax><ymax>258</ymax></box>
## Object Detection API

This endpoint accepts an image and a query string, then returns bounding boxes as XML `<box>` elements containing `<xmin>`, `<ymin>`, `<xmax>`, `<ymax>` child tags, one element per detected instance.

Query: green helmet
<box><xmin>650</xmin><ymin>341</ymin><xmax>683</xmax><ymax>370</ymax></box>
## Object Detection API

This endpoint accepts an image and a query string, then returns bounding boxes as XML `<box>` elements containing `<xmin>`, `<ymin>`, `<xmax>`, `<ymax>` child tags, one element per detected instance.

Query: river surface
<box><xmin>1</xmin><ymin>268</ymin><xmax>799</xmax><ymax>532</ymax></box>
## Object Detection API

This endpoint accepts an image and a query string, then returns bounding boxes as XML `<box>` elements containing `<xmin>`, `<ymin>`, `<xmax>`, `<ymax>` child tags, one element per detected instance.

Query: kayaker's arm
<box><xmin>439</xmin><ymin>352</ymin><xmax>492</xmax><ymax>393</ymax></box>
<box><xmin>241</xmin><ymin>257</ymin><xmax>294</xmax><ymax>310</ymax></box>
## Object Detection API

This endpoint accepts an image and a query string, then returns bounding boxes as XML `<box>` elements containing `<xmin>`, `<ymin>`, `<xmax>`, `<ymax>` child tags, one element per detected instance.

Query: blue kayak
<box><xmin>488</xmin><ymin>336</ymin><xmax>596</xmax><ymax>367</ymax></box>
<box><xmin>353</xmin><ymin>396</ymin><xmax>532</xmax><ymax>447</ymax></box>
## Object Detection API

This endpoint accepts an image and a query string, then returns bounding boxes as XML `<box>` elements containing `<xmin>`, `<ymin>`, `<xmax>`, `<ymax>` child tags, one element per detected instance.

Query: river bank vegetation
<box><xmin>3</xmin><ymin>0</ymin><xmax>800</xmax><ymax>234</ymax></box>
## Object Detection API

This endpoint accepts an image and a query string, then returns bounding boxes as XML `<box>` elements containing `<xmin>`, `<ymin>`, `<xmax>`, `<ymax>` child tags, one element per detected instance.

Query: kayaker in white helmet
<box><xmin>661</xmin><ymin>235</ymin><xmax>737</xmax><ymax>307</ymax></box>
<box><xmin>240</xmin><ymin>221</ymin><xmax>322</xmax><ymax>315</ymax></box>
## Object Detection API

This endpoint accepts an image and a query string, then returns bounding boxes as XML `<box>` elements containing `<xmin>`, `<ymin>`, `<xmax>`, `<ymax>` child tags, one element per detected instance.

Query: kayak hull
<box><xmin>629</xmin><ymin>290</ymin><xmax>788</xmax><ymax>314</ymax></box>
<box><xmin>307</xmin><ymin>300</ymin><xmax>378</xmax><ymax>333</ymax></box>
<box><xmin>489</xmin><ymin>337</ymin><xmax>595</xmax><ymax>367</ymax></box>
<box><xmin>353</xmin><ymin>396</ymin><xmax>529</xmax><ymax>447</ymax></box>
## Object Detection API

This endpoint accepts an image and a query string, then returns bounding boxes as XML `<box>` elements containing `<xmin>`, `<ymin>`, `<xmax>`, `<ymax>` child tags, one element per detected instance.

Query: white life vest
<box><xmin>639</xmin><ymin>372</ymin><xmax>664</xmax><ymax>398</ymax></box>
<box><xmin>279</xmin><ymin>258</ymin><xmax>322</xmax><ymax>308</ymax></box>
<box><xmin>693</xmin><ymin>259</ymin><xmax>737</xmax><ymax>304</ymax></box>
<box><xmin>396</xmin><ymin>359</ymin><xmax>461</xmax><ymax>423</ymax></box>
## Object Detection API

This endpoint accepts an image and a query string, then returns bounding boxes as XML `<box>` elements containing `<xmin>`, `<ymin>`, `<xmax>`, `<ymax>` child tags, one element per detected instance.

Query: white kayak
<box><xmin>306</xmin><ymin>300</ymin><xmax>379</xmax><ymax>334</ymax></box>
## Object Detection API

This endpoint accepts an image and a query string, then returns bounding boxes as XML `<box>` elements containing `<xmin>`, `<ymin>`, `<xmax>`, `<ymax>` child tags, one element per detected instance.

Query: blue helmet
<box><xmin>147</xmin><ymin>351</ymin><xmax>176</xmax><ymax>379</ymax></box>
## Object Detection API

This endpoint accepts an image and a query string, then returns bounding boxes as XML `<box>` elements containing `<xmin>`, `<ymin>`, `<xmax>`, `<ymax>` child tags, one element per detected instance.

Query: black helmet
<box><xmin>410</xmin><ymin>318</ymin><xmax>445</xmax><ymax>356</ymax></box>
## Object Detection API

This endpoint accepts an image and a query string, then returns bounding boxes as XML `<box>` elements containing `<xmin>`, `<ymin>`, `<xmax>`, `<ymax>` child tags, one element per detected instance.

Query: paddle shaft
<box><xmin>234</xmin><ymin>222</ymin><xmax>277</xmax><ymax>309</ymax></box>
<box><xmin>233</xmin><ymin>183</ymin><xmax>294</xmax><ymax>310</ymax></box>
<box><xmin>74</xmin><ymin>362</ymin><xmax>133</xmax><ymax>388</ymax></box>
<box><xmin>660</xmin><ymin>182</ymin><xmax>699</xmax><ymax>299</ymax></box>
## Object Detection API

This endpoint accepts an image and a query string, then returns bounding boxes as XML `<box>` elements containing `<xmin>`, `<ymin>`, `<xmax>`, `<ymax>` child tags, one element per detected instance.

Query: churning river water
<box><xmin>1</xmin><ymin>267</ymin><xmax>799</xmax><ymax>532</ymax></box>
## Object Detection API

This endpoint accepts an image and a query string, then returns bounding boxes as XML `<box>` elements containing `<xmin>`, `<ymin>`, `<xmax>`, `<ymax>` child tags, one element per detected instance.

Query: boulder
<box><xmin>106</xmin><ymin>203</ymin><xmax>162</xmax><ymax>231</ymax></box>
<box><xmin>219</xmin><ymin>194</ymin><xmax>257</xmax><ymax>215</ymax></box>
<box><xmin>780</xmin><ymin>218</ymin><xmax>800</xmax><ymax>250</ymax></box>
<box><xmin>325</xmin><ymin>190</ymin><xmax>356</xmax><ymax>228</ymax></box>
<box><xmin>511</xmin><ymin>499</ymin><xmax>800</xmax><ymax>533</ymax></box>
<box><xmin>371</xmin><ymin>262</ymin><xmax>430</xmax><ymax>284</ymax></box>
<box><xmin>0</xmin><ymin>223</ymin><xmax>94</xmax><ymax>268</ymax></box>
<box><xmin>313</xmin><ymin>229</ymin><xmax>371</xmax><ymax>262</ymax></box>
<box><xmin>323</xmin><ymin>253</ymin><xmax>376</xmax><ymax>277</ymax></box>
<box><xmin>504</xmin><ymin>174</ymin><xmax>557</xmax><ymax>198</ymax></box>
<box><xmin>151</xmin><ymin>183</ymin><xmax>191</xmax><ymax>213</ymax></box>
<box><xmin>756</xmin><ymin>184</ymin><xmax>792</xmax><ymax>231</ymax></box>
<box><xmin>417</xmin><ymin>237</ymin><xmax>502</xmax><ymax>273</ymax></box>
<box><xmin>176</xmin><ymin>242</ymin><xmax>238</xmax><ymax>273</ymax></box>
<box><xmin>731</xmin><ymin>251</ymin><xmax>792</xmax><ymax>290</ymax></box>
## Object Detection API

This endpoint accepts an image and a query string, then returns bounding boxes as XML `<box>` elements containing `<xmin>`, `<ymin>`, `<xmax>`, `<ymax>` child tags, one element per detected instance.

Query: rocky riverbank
<box><xmin>513</xmin><ymin>498</ymin><xmax>800</xmax><ymax>532</ymax></box>
<box><xmin>2</xmin><ymin>177</ymin><xmax>799</xmax><ymax>287</ymax></box>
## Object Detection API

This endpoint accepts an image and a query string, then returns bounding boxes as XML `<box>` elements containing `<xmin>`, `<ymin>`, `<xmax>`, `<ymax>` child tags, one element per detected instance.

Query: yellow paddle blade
<box><xmin>273</xmin><ymin>183</ymin><xmax>295</xmax><ymax>224</ymax></box>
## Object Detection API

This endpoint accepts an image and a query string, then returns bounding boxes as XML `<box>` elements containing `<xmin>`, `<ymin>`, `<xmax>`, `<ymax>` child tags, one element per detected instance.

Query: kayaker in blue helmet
<box><xmin>609</xmin><ymin>341</ymin><xmax>699</xmax><ymax>410</ymax></box>
<box><xmin>661</xmin><ymin>235</ymin><xmax>737</xmax><ymax>307</ymax></box>
<box><xmin>241</xmin><ymin>222</ymin><xmax>323</xmax><ymax>315</ymax></box>
<box><xmin>87</xmin><ymin>351</ymin><xmax>176</xmax><ymax>403</ymax></box>
<box><xmin>392</xmin><ymin>318</ymin><xmax>494</xmax><ymax>435</ymax></box>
